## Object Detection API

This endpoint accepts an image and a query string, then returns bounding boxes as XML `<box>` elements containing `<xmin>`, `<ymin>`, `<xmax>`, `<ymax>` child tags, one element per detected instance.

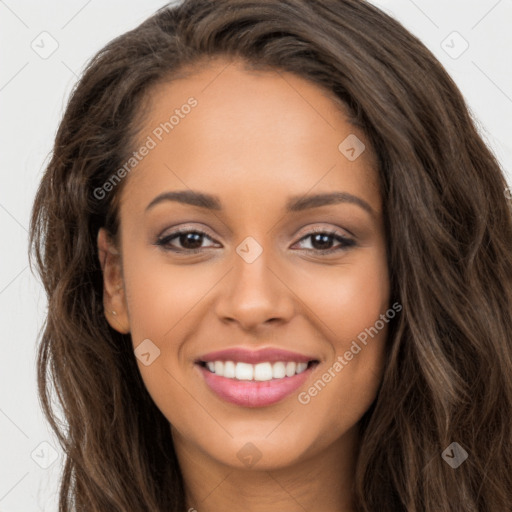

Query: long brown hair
<box><xmin>29</xmin><ymin>0</ymin><xmax>512</xmax><ymax>510</ymax></box>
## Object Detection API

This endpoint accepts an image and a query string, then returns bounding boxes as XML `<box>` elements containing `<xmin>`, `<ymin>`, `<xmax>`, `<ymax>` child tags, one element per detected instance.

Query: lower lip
<box><xmin>197</xmin><ymin>363</ymin><xmax>316</xmax><ymax>408</ymax></box>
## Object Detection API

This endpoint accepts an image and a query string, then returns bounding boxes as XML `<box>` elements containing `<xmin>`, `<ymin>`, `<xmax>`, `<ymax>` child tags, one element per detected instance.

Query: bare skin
<box><xmin>98</xmin><ymin>57</ymin><xmax>390</xmax><ymax>512</ymax></box>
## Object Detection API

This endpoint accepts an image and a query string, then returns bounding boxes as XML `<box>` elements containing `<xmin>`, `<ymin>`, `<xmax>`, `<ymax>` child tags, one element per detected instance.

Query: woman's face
<box><xmin>99</xmin><ymin>58</ymin><xmax>390</xmax><ymax>471</ymax></box>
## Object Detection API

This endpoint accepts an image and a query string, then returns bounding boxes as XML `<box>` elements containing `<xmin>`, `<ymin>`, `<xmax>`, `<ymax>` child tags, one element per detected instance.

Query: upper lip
<box><xmin>195</xmin><ymin>347</ymin><xmax>319</xmax><ymax>365</ymax></box>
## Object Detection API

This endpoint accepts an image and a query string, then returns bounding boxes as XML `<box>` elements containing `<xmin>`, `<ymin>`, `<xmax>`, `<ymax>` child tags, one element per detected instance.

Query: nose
<box><xmin>213</xmin><ymin>246</ymin><xmax>295</xmax><ymax>332</ymax></box>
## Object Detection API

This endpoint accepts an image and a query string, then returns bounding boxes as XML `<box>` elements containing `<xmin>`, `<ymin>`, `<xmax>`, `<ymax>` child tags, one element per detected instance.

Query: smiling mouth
<box><xmin>196</xmin><ymin>359</ymin><xmax>319</xmax><ymax>381</ymax></box>
<box><xmin>196</xmin><ymin>358</ymin><xmax>320</xmax><ymax>408</ymax></box>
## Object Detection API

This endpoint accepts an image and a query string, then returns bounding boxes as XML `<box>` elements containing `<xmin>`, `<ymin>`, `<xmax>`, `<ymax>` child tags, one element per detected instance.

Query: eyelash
<box><xmin>155</xmin><ymin>227</ymin><xmax>356</xmax><ymax>255</ymax></box>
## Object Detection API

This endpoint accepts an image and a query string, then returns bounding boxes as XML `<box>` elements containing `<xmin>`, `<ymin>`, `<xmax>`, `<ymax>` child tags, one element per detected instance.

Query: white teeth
<box><xmin>285</xmin><ymin>361</ymin><xmax>296</xmax><ymax>377</ymax></box>
<box><xmin>223</xmin><ymin>360</ymin><xmax>236</xmax><ymax>378</ymax></box>
<box><xmin>235</xmin><ymin>362</ymin><xmax>254</xmax><ymax>380</ymax></box>
<box><xmin>203</xmin><ymin>360</ymin><xmax>313</xmax><ymax>380</ymax></box>
<box><xmin>272</xmin><ymin>362</ymin><xmax>286</xmax><ymax>379</ymax></box>
<box><xmin>296</xmin><ymin>362</ymin><xmax>308</xmax><ymax>373</ymax></box>
<box><xmin>214</xmin><ymin>361</ymin><xmax>223</xmax><ymax>375</ymax></box>
<box><xmin>254</xmin><ymin>362</ymin><xmax>273</xmax><ymax>381</ymax></box>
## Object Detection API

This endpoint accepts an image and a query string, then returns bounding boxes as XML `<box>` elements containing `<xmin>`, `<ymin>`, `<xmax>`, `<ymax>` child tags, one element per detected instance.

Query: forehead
<box><xmin>120</xmin><ymin>58</ymin><xmax>380</xmax><ymax>214</ymax></box>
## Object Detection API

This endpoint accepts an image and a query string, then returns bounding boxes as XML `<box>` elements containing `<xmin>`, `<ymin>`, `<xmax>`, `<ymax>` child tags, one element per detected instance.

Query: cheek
<box><xmin>122</xmin><ymin>250</ymin><xmax>214</xmax><ymax>341</ymax></box>
<box><xmin>293</xmin><ymin>250</ymin><xmax>389</xmax><ymax>414</ymax></box>
<box><xmin>122</xmin><ymin>258</ymin><xmax>199</xmax><ymax>419</ymax></box>
<box><xmin>121</xmin><ymin>252</ymin><xmax>215</xmax><ymax>411</ymax></box>
<box><xmin>296</xmin><ymin>249</ymin><xmax>389</xmax><ymax>348</ymax></box>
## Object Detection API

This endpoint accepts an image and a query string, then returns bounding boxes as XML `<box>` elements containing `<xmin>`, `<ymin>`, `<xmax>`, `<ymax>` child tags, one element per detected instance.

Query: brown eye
<box><xmin>294</xmin><ymin>230</ymin><xmax>356</xmax><ymax>254</ymax></box>
<box><xmin>156</xmin><ymin>229</ymin><xmax>217</xmax><ymax>253</ymax></box>
<box><xmin>176</xmin><ymin>232</ymin><xmax>204</xmax><ymax>250</ymax></box>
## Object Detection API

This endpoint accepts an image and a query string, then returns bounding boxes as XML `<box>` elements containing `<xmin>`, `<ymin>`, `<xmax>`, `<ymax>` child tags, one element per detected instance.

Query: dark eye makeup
<box><xmin>154</xmin><ymin>227</ymin><xmax>357</xmax><ymax>256</ymax></box>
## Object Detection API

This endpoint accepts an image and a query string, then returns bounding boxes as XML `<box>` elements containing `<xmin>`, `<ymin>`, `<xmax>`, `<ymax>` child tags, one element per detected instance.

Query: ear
<box><xmin>97</xmin><ymin>227</ymin><xmax>130</xmax><ymax>334</ymax></box>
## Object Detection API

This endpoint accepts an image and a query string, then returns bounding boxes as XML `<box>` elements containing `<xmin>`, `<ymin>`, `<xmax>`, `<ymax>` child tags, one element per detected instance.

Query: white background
<box><xmin>0</xmin><ymin>0</ymin><xmax>511</xmax><ymax>510</ymax></box>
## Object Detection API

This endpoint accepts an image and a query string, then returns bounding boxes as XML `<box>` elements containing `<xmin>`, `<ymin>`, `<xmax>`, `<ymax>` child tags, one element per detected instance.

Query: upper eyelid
<box><xmin>159</xmin><ymin>224</ymin><xmax>350</xmax><ymax>237</ymax></box>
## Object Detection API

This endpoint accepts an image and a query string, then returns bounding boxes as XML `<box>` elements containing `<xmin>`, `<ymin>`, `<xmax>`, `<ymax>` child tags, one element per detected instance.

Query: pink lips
<box><xmin>196</xmin><ymin>347</ymin><xmax>316</xmax><ymax>364</ymax></box>
<box><xmin>195</xmin><ymin>347</ymin><xmax>319</xmax><ymax>408</ymax></box>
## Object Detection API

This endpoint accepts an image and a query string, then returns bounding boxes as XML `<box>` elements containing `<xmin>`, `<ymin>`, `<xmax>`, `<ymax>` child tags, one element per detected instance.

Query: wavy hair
<box><xmin>29</xmin><ymin>0</ymin><xmax>512</xmax><ymax>510</ymax></box>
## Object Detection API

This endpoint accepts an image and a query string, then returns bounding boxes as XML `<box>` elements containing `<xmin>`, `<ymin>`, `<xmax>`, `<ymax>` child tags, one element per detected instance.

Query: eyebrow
<box><xmin>145</xmin><ymin>190</ymin><xmax>375</xmax><ymax>216</ymax></box>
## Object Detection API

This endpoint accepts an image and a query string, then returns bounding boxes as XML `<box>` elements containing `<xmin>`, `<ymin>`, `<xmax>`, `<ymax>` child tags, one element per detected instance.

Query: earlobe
<box><xmin>97</xmin><ymin>228</ymin><xmax>131</xmax><ymax>334</ymax></box>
